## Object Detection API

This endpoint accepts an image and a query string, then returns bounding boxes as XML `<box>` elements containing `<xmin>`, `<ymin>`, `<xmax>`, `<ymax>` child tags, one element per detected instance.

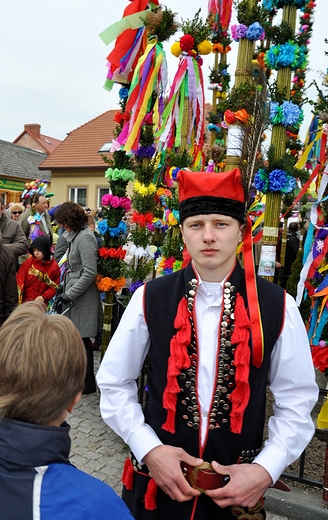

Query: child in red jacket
<box><xmin>17</xmin><ymin>236</ymin><xmax>60</xmax><ymax>306</ymax></box>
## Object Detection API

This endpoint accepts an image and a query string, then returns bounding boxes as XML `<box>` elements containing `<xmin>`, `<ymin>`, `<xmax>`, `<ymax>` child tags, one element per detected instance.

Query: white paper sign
<box><xmin>258</xmin><ymin>245</ymin><xmax>276</xmax><ymax>277</ymax></box>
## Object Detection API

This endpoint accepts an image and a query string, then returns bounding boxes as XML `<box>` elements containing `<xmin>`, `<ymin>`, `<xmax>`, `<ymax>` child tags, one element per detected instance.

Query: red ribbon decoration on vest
<box><xmin>243</xmin><ymin>216</ymin><xmax>264</xmax><ymax>368</ymax></box>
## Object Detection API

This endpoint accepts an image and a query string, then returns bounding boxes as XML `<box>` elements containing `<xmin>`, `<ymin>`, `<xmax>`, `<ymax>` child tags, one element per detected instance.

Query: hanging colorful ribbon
<box><xmin>243</xmin><ymin>216</ymin><xmax>264</xmax><ymax>367</ymax></box>
<box><xmin>101</xmin><ymin>0</ymin><xmax>159</xmax><ymax>89</ymax></box>
<box><xmin>155</xmin><ymin>55</ymin><xmax>205</xmax><ymax>153</ymax></box>
<box><xmin>116</xmin><ymin>38</ymin><xmax>167</xmax><ymax>153</ymax></box>
<box><xmin>207</xmin><ymin>0</ymin><xmax>234</xmax><ymax>32</ymax></box>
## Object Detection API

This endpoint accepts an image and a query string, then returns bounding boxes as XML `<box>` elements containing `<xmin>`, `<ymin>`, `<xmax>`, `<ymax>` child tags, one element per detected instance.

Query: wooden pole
<box><xmin>323</xmin><ymin>438</ymin><xmax>328</xmax><ymax>507</ymax></box>
<box><xmin>101</xmin><ymin>290</ymin><xmax>115</xmax><ymax>358</ymax></box>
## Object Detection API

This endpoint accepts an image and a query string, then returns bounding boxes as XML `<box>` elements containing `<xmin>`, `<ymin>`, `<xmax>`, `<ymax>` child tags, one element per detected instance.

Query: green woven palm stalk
<box><xmin>262</xmin><ymin>4</ymin><xmax>298</xmax><ymax>282</ymax></box>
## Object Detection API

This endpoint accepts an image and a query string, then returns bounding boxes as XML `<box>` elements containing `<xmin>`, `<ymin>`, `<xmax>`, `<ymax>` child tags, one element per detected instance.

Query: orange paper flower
<box><xmin>212</xmin><ymin>43</ymin><xmax>231</xmax><ymax>54</ymax></box>
<box><xmin>96</xmin><ymin>276</ymin><xmax>126</xmax><ymax>293</ymax></box>
<box><xmin>234</xmin><ymin>109</ymin><xmax>249</xmax><ymax>124</ymax></box>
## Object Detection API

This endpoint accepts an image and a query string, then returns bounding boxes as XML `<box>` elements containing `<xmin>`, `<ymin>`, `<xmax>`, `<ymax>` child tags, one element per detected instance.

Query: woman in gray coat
<box><xmin>54</xmin><ymin>202</ymin><xmax>103</xmax><ymax>394</ymax></box>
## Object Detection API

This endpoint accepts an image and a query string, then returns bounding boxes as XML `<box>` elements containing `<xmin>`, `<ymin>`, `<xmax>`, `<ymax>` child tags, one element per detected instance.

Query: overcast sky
<box><xmin>0</xmin><ymin>1</ymin><xmax>326</xmax><ymax>144</ymax></box>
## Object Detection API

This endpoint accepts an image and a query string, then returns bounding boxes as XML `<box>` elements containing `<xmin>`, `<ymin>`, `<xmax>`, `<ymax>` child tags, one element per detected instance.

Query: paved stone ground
<box><xmin>68</xmin><ymin>351</ymin><xmax>289</xmax><ymax>519</ymax></box>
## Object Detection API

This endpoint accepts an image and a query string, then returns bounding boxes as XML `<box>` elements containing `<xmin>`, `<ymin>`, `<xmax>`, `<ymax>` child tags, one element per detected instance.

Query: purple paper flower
<box><xmin>231</xmin><ymin>24</ymin><xmax>248</xmax><ymax>42</ymax></box>
<box><xmin>135</xmin><ymin>145</ymin><xmax>156</xmax><ymax>158</ymax></box>
<box><xmin>129</xmin><ymin>280</ymin><xmax>144</xmax><ymax>293</ymax></box>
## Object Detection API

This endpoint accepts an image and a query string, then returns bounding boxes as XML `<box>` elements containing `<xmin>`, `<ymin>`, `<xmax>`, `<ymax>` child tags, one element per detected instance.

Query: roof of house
<box><xmin>13</xmin><ymin>126</ymin><xmax>61</xmax><ymax>154</ymax></box>
<box><xmin>39</xmin><ymin>110</ymin><xmax>117</xmax><ymax>170</ymax></box>
<box><xmin>0</xmin><ymin>140</ymin><xmax>51</xmax><ymax>181</ymax></box>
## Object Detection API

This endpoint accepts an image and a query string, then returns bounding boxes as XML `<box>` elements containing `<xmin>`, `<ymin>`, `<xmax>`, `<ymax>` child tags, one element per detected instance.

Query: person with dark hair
<box><xmin>22</xmin><ymin>197</ymin><xmax>32</xmax><ymax>211</ymax></box>
<box><xmin>0</xmin><ymin>302</ymin><xmax>134</xmax><ymax>520</ymax></box>
<box><xmin>54</xmin><ymin>202</ymin><xmax>103</xmax><ymax>394</ymax></box>
<box><xmin>0</xmin><ymin>196</ymin><xmax>28</xmax><ymax>260</ymax></box>
<box><xmin>97</xmin><ymin>169</ymin><xmax>317</xmax><ymax>520</ymax></box>
<box><xmin>18</xmin><ymin>192</ymin><xmax>53</xmax><ymax>244</ymax></box>
<box><xmin>16</xmin><ymin>236</ymin><xmax>60</xmax><ymax>306</ymax></box>
<box><xmin>0</xmin><ymin>242</ymin><xmax>17</xmax><ymax>325</ymax></box>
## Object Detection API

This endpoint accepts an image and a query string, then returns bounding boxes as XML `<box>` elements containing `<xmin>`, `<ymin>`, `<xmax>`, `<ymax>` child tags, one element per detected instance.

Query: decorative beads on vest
<box><xmin>180</xmin><ymin>278</ymin><xmax>238</xmax><ymax>430</ymax></box>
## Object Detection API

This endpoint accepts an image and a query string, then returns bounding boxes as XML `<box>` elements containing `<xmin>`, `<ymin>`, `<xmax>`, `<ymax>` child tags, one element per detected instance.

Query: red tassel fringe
<box><xmin>229</xmin><ymin>294</ymin><xmax>251</xmax><ymax>434</ymax></box>
<box><xmin>121</xmin><ymin>457</ymin><xmax>134</xmax><ymax>490</ymax></box>
<box><xmin>162</xmin><ymin>297</ymin><xmax>191</xmax><ymax>433</ymax></box>
<box><xmin>144</xmin><ymin>477</ymin><xmax>158</xmax><ymax>510</ymax></box>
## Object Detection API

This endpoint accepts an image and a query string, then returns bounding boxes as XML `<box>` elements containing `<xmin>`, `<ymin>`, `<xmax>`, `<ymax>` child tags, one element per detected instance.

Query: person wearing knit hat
<box><xmin>97</xmin><ymin>169</ymin><xmax>317</xmax><ymax>520</ymax></box>
<box><xmin>16</xmin><ymin>235</ymin><xmax>60</xmax><ymax>306</ymax></box>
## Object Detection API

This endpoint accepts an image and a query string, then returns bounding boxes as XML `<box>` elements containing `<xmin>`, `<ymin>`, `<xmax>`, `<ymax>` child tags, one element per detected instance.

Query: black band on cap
<box><xmin>179</xmin><ymin>196</ymin><xmax>245</xmax><ymax>223</ymax></box>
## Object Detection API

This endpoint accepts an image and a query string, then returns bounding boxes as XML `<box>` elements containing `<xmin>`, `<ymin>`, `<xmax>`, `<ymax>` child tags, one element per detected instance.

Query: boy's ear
<box><xmin>67</xmin><ymin>391</ymin><xmax>82</xmax><ymax>413</ymax></box>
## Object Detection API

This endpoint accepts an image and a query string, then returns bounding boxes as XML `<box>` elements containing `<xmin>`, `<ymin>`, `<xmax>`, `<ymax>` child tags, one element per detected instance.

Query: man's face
<box><xmin>181</xmin><ymin>214</ymin><xmax>244</xmax><ymax>282</ymax></box>
<box><xmin>35</xmin><ymin>196</ymin><xmax>48</xmax><ymax>214</ymax></box>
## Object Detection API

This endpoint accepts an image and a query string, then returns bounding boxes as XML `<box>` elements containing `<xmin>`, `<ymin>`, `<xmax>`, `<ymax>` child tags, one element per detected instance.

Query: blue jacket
<box><xmin>0</xmin><ymin>417</ymin><xmax>133</xmax><ymax>520</ymax></box>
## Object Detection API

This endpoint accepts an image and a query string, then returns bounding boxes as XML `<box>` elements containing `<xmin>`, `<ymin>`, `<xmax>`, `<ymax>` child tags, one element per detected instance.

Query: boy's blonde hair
<box><xmin>0</xmin><ymin>302</ymin><xmax>86</xmax><ymax>425</ymax></box>
<box><xmin>87</xmin><ymin>215</ymin><xmax>95</xmax><ymax>227</ymax></box>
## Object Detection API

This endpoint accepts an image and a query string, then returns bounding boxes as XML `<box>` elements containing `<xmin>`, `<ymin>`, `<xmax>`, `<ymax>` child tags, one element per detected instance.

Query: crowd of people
<box><xmin>0</xmin><ymin>171</ymin><xmax>319</xmax><ymax>520</ymax></box>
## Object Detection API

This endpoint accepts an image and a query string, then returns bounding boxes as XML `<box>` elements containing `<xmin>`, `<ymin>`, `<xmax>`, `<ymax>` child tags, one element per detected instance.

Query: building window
<box><xmin>98</xmin><ymin>142</ymin><xmax>112</xmax><ymax>153</ymax></box>
<box><xmin>97</xmin><ymin>187</ymin><xmax>111</xmax><ymax>208</ymax></box>
<box><xmin>69</xmin><ymin>187</ymin><xmax>87</xmax><ymax>206</ymax></box>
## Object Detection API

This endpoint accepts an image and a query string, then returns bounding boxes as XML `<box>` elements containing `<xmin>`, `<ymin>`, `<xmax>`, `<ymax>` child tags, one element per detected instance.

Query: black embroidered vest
<box><xmin>143</xmin><ymin>261</ymin><xmax>285</xmax><ymax>465</ymax></box>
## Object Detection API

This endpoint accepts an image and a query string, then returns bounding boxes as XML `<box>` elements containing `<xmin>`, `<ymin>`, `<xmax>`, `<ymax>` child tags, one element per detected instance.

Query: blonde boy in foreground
<box><xmin>0</xmin><ymin>303</ymin><xmax>133</xmax><ymax>520</ymax></box>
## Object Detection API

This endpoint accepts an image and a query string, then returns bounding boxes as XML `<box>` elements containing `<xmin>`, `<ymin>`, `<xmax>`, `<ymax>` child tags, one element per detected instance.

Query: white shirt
<box><xmin>97</xmin><ymin>277</ymin><xmax>318</xmax><ymax>484</ymax></box>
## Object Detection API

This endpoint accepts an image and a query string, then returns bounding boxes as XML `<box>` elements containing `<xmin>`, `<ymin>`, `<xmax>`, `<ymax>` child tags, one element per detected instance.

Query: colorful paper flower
<box><xmin>254</xmin><ymin>168</ymin><xmax>296</xmax><ymax>194</ymax></box>
<box><xmin>96</xmin><ymin>276</ymin><xmax>126</xmax><ymax>292</ymax></box>
<box><xmin>197</xmin><ymin>40</ymin><xmax>212</xmax><ymax>55</ymax></box>
<box><xmin>180</xmin><ymin>34</ymin><xmax>195</xmax><ymax>52</ymax></box>
<box><xmin>224</xmin><ymin>110</ymin><xmax>236</xmax><ymax>125</ymax></box>
<box><xmin>245</xmin><ymin>22</ymin><xmax>265</xmax><ymax>41</ymax></box>
<box><xmin>101</xmin><ymin>194</ymin><xmax>132</xmax><ymax>211</ymax></box>
<box><xmin>119</xmin><ymin>87</ymin><xmax>129</xmax><ymax>99</ymax></box>
<box><xmin>99</xmin><ymin>246</ymin><xmax>127</xmax><ymax>260</ymax></box>
<box><xmin>264</xmin><ymin>42</ymin><xmax>306</xmax><ymax>71</ymax></box>
<box><xmin>254</xmin><ymin>169</ymin><xmax>269</xmax><ymax>193</ymax></box>
<box><xmin>274</xmin><ymin>0</ymin><xmax>307</xmax><ymax>7</ymax></box>
<box><xmin>104</xmin><ymin>168</ymin><xmax>135</xmax><ymax>182</ymax></box>
<box><xmin>129</xmin><ymin>280</ymin><xmax>144</xmax><ymax>293</ymax></box>
<box><xmin>134</xmin><ymin>181</ymin><xmax>156</xmax><ymax>197</ymax></box>
<box><xmin>231</xmin><ymin>24</ymin><xmax>248</xmax><ymax>42</ymax></box>
<box><xmin>171</xmin><ymin>41</ymin><xmax>182</xmax><ymax>57</ymax></box>
<box><xmin>270</xmin><ymin>101</ymin><xmax>303</xmax><ymax>127</ymax></box>
<box><xmin>135</xmin><ymin>145</ymin><xmax>156</xmax><ymax>158</ymax></box>
<box><xmin>132</xmin><ymin>212</ymin><xmax>153</xmax><ymax>226</ymax></box>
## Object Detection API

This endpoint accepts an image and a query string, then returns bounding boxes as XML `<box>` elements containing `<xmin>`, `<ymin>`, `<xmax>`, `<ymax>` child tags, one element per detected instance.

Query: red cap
<box><xmin>178</xmin><ymin>168</ymin><xmax>246</xmax><ymax>223</ymax></box>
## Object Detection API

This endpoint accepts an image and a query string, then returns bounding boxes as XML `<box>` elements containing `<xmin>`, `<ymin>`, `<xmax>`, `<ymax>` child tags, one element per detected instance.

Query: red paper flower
<box><xmin>180</xmin><ymin>34</ymin><xmax>195</xmax><ymax>52</ymax></box>
<box><xmin>224</xmin><ymin>109</ymin><xmax>236</xmax><ymax>125</ymax></box>
<box><xmin>99</xmin><ymin>246</ymin><xmax>126</xmax><ymax>259</ymax></box>
<box><xmin>114</xmin><ymin>112</ymin><xmax>124</xmax><ymax>123</ymax></box>
<box><xmin>132</xmin><ymin>212</ymin><xmax>153</xmax><ymax>226</ymax></box>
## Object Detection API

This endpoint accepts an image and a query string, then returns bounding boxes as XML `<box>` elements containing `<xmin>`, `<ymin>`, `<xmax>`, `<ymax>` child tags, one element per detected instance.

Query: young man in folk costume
<box><xmin>97</xmin><ymin>168</ymin><xmax>318</xmax><ymax>520</ymax></box>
